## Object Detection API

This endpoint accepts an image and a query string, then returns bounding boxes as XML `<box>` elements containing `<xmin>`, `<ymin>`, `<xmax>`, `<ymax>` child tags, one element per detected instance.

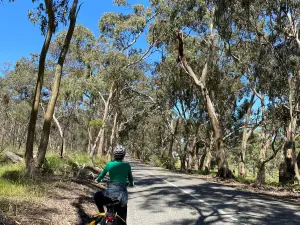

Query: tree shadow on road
<box><xmin>130</xmin><ymin>170</ymin><xmax>300</xmax><ymax>225</ymax></box>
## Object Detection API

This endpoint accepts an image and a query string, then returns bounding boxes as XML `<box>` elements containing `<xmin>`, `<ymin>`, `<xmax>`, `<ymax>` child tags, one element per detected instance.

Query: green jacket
<box><xmin>96</xmin><ymin>161</ymin><xmax>134</xmax><ymax>186</ymax></box>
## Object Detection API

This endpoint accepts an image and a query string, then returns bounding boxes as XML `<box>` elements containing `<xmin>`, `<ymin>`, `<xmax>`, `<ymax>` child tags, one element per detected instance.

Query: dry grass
<box><xmin>0</xmin><ymin>152</ymin><xmax>107</xmax><ymax>225</ymax></box>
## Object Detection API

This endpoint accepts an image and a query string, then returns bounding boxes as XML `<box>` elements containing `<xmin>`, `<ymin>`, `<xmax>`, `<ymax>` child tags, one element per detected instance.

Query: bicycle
<box><xmin>90</xmin><ymin>199</ymin><xmax>126</xmax><ymax>225</ymax></box>
<box><xmin>90</xmin><ymin>178</ymin><xmax>128</xmax><ymax>225</ymax></box>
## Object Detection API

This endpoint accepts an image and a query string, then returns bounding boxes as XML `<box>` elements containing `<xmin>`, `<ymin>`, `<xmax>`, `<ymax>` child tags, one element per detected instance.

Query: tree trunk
<box><xmin>199</xmin><ymin>150</ymin><xmax>207</xmax><ymax>171</ymax></box>
<box><xmin>193</xmin><ymin>146</ymin><xmax>199</xmax><ymax>171</ymax></box>
<box><xmin>253</xmin><ymin>91</ymin><xmax>272</xmax><ymax>185</ymax></box>
<box><xmin>205</xmin><ymin>92</ymin><xmax>228</xmax><ymax>177</ymax></box>
<box><xmin>97</xmin><ymin>130</ymin><xmax>106</xmax><ymax>156</ymax></box>
<box><xmin>256</xmin><ymin>162</ymin><xmax>266</xmax><ymax>185</ymax></box>
<box><xmin>87</xmin><ymin>127</ymin><xmax>92</xmax><ymax>154</ymax></box>
<box><xmin>188</xmin><ymin>135</ymin><xmax>198</xmax><ymax>171</ymax></box>
<box><xmin>179</xmin><ymin>141</ymin><xmax>188</xmax><ymax>172</ymax></box>
<box><xmin>97</xmin><ymin>84</ymin><xmax>114</xmax><ymax>156</ymax></box>
<box><xmin>239</xmin><ymin>93</ymin><xmax>255</xmax><ymax>178</ymax></box>
<box><xmin>177</xmin><ymin>19</ymin><xmax>231</xmax><ymax>178</ymax></box>
<box><xmin>168</xmin><ymin>118</ymin><xmax>179</xmax><ymax>158</ymax></box>
<box><xmin>5</xmin><ymin>151</ymin><xmax>24</xmax><ymax>163</ymax></box>
<box><xmin>110</xmin><ymin>111</ymin><xmax>119</xmax><ymax>155</ymax></box>
<box><xmin>205</xmin><ymin>148</ymin><xmax>212</xmax><ymax>174</ymax></box>
<box><xmin>25</xmin><ymin>0</ymin><xmax>55</xmax><ymax>175</ymax></box>
<box><xmin>53</xmin><ymin>113</ymin><xmax>65</xmax><ymax>158</ymax></box>
<box><xmin>256</xmin><ymin>141</ymin><xmax>268</xmax><ymax>185</ymax></box>
<box><xmin>180</xmin><ymin>156</ymin><xmax>186</xmax><ymax>171</ymax></box>
<box><xmin>89</xmin><ymin>129</ymin><xmax>104</xmax><ymax>158</ymax></box>
<box><xmin>36</xmin><ymin>0</ymin><xmax>79</xmax><ymax>170</ymax></box>
<box><xmin>279</xmin><ymin>76</ymin><xmax>299</xmax><ymax>184</ymax></box>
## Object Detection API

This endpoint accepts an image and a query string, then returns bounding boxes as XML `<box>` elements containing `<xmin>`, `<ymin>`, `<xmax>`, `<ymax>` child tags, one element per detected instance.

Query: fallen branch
<box><xmin>4</xmin><ymin>151</ymin><xmax>24</xmax><ymax>163</ymax></box>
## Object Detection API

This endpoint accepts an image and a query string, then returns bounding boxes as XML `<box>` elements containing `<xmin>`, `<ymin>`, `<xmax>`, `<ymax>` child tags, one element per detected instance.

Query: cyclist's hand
<box><xmin>94</xmin><ymin>178</ymin><xmax>99</xmax><ymax>183</ymax></box>
<box><xmin>127</xmin><ymin>181</ymin><xmax>134</xmax><ymax>187</ymax></box>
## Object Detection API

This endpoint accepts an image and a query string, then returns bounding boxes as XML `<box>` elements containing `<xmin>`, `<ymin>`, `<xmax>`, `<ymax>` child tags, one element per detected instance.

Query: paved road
<box><xmin>126</xmin><ymin>159</ymin><xmax>300</xmax><ymax>225</ymax></box>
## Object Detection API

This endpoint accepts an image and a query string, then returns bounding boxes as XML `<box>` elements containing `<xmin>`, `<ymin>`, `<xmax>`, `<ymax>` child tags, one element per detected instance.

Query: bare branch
<box><xmin>123</xmin><ymin>12</ymin><xmax>157</xmax><ymax>52</ymax></box>
<box><xmin>251</xmin><ymin>87</ymin><xmax>262</xmax><ymax>100</ymax></box>
<box><xmin>123</xmin><ymin>31</ymin><xmax>142</xmax><ymax>52</ymax></box>
<box><xmin>98</xmin><ymin>91</ymin><xmax>106</xmax><ymax>105</ymax></box>
<box><xmin>126</xmin><ymin>42</ymin><xmax>156</xmax><ymax>68</ymax></box>
<box><xmin>264</xmin><ymin>129</ymin><xmax>283</xmax><ymax>164</ymax></box>
<box><xmin>283</xmin><ymin>104</ymin><xmax>300</xmax><ymax>113</ymax></box>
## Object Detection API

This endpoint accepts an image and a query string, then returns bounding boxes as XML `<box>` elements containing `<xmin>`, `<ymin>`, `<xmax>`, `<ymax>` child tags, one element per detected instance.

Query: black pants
<box><xmin>94</xmin><ymin>191</ymin><xmax>127</xmax><ymax>223</ymax></box>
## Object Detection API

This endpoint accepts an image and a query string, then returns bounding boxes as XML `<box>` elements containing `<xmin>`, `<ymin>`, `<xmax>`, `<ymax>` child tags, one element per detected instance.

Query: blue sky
<box><xmin>0</xmin><ymin>0</ymin><xmax>149</xmax><ymax>72</ymax></box>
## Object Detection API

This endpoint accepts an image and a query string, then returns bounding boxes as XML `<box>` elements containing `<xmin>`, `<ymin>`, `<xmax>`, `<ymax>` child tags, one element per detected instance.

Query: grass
<box><xmin>234</xmin><ymin>176</ymin><xmax>256</xmax><ymax>184</ymax></box>
<box><xmin>0</xmin><ymin>151</ymin><xmax>107</xmax><ymax>199</ymax></box>
<box><xmin>0</xmin><ymin>162</ymin><xmax>44</xmax><ymax>199</ymax></box>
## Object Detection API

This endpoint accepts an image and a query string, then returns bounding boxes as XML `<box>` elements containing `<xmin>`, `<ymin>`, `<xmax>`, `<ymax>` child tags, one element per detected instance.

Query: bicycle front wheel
<box><xmin>115</xmin><ymin>215</ymin><xmax>126</xmax><ymax>225</ymax></box>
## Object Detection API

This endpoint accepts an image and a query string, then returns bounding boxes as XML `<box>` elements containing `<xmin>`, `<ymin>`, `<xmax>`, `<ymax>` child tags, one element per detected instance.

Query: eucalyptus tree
<box><xmin>87</xmin><ymin>1</ymin><xmax>156</xmax><ymax>157</ymax></box>
<box><xmin>35</xmin><ymin>0</ymin><xmax>81</xmax><ymax>170</ymax></box>
<box><xmin>148</xmin><ymin>0</ymin><xmax>248</xmax><ymax>177</ymax></box>
<box><xmin>214</xmin><ymin>0</ymin><xmax>300</xmax><ymax>183</ymax></box>
<box><xmin>44</xmin><ymin>24</ymin><xmax>96</xmax><ymax>157</ymax></box>
<box><xmin>23</xmin><ymin>0</ymin><xmax>82</xmax><ymax>174</ymax></box>
<box><xmin>25</xmin><ymin>0</ymin><xmax>57</xmax><ymax>174</ymax></box>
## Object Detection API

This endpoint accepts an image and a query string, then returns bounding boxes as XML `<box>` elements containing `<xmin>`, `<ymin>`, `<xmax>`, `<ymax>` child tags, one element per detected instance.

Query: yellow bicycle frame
<box><xmin>90</xmin><ymin>213</ymin><xmax>105</xmax><ymax>225</ymax></box>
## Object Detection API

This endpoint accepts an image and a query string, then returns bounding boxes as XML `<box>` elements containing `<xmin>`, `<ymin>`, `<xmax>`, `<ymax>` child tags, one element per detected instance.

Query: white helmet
<box><xmin>113</xmin><ymin>144</ymin><xmax>126</xmax><ymax>160</ymax></box>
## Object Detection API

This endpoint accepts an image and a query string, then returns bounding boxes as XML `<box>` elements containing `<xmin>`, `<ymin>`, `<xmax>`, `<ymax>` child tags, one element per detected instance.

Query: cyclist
<box><xmin>94</xmin><ymin>144</ymin><xmax>134</xmax><ymax>223</ymax></box>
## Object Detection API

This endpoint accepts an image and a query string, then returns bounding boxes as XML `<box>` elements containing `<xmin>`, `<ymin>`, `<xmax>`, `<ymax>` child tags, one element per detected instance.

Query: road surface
<box><xmin>126</xmin><ymin>158</ymin><xmax>300</xmax><ymax>225</ymax></box>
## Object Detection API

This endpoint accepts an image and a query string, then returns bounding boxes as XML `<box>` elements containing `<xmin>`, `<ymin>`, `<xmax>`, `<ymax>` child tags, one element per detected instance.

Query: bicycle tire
<box><xmin>115</xmin><ymin>215</ymin><xmax>127</xmax><ymax>225</ymax></box>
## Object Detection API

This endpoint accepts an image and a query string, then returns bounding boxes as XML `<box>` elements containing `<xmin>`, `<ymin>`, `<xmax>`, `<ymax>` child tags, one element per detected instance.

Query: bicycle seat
<box><xmin>105</xmin><ymin>200</ymin><xmax>120</xmax><ymax>208</ymax></box>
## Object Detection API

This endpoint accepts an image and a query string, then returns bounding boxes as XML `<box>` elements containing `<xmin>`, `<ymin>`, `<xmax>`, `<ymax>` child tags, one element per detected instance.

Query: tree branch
<box><xmin>251</xmin><ymin>87</ymin><xmax>262</xmax><ymax>100</ymax></box>
<box><xmin>126</xmin><ymin>42</ymin><xmax>156</xmax><ymax>68</ymax></box>
<box><xmin>98</xmin><ymin>91</ymin><xmax>106</xmax><ymax>105</ymax></box>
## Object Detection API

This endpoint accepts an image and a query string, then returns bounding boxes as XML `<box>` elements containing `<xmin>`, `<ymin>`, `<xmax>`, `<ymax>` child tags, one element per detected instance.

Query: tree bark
<box><xmin>168</xmin><ymin>118</ymin><xmax>179</xmax><ymax>158</ymax></box>
<box><xmin>180</xmin><ymin>141</ymin><xmax>188</xmax><ymax>172</ymax></box>
<box><xmin>97</xmin><ymin>84</ymin><xmax>114</xmax><ymax>155</ymax></box>
<box><xmin>53</xmin><ymin>113</ymin><xmax>65</xmax><ymax>158</ymax></box>
<box><xmin>199</xmin><ymin>150</ymin><xmax>207</xmax><ymax>171</ymax></box>
<box><xmin>239</xmin><ymin>92</ymin><xmax>255</xmax><ymax>178</ymax></box>
<box><xmin>89</xmin><ymin>129</ymin><xmax>104</xmax><ymax>158</ymax></box>
<box><xmin>5</xmin><ymin>151</ymin><xmax>24</xmax><ymax>163</ymax></box>
<box><xmin>256</xmin><ymin>161</ymin><xmax>266</xmax><ymax>184</ymax></box>
<box><xmin>25</xmin><ymin>0</ymin><xmax>55</xmax><ymax>175</ymax></box>
<box><xmin>87</xmin><ymin>127</ymin><xmax>92</xmax><ymax>154</ymax></box>
<box><xmin>205</xmin><ymin>148</ymin><xmax>212</xmax><ymax>174</ymax></box>
<box><xmin>89</xmin><ymin>84</ymin><xmax>114</xmax><ymax>158</ymax></box>
<box><xmin>193</xmin><ymin>145</ymin><xmax>199</xmax><ymax>171</ymax></box>
<box><xmin>110</xmin><ymin>111</ymin><xmax>119</xmax><ymax>155</ymax></box>
<box><xmin>254</xmin><ymin>92</ymin><xmax>270</xmax><ymax>185</ymax></box>
<box><xmin>204</xmin><ymin>134</ymin><xmax>214</xmax><ymax>174</ymax></box>
<box><xmin>188</xmin><ymin>132</ymin><xmax>198</xmax><ymax>170</ymax></box>
<box><xmin>36</xmin><ymin>0</ymin><xmax>80</xmax><ymax>169</ymax></box>
<box><xmin>279</xmin><ymin>75</ymin><xmax>299</xmax><ymax>184</ymax></box>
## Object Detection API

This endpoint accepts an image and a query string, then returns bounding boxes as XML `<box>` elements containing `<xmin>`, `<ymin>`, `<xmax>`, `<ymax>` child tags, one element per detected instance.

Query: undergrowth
<box><xmin>0</xmin><ymin>151</ymin><xmax>107</xmax><ymax>199</ymax></box>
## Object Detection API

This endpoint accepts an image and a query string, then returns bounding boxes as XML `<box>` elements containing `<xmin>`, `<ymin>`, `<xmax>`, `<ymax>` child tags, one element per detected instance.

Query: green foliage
<box><xmin>28</xmin><ymin>0</ymin><xmax>70</xmax><ymax>35</ymax></box>
<box><xmin>149</xmin><ymin>154</ymin><xmax>177</xmax><ymax>170</ymax></box>
<box><xmin>89</xmin><ymin>119</ymin><xmax>105</xmax><ymax>128</ymax></box>
<box><xmin>0</xmin><ymin>152</ymin><xmax>107</xmax><ymax>198</ymax></box>
<box><xmin>42</xmin><ymin>152</ymin><xmax>107</xmax><ymax>176</ymax></box>
<box><xmin>113</xmin><ymin>0</ymin><xmax>129</xmax><ymax>7</ymax></box>
<box><xmin>1</xmin><ymin>0</ymin><xmax>300</xmax><ymax>187</ymax></box>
